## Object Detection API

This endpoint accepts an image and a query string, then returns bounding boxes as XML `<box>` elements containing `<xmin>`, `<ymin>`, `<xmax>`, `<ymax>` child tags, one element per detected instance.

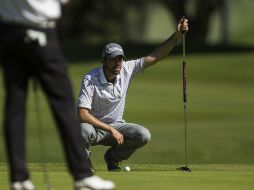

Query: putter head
<box><xmin>176</xmin><ymin>166</ymin><xmax>191</xmax><ymax>172</ymax></box>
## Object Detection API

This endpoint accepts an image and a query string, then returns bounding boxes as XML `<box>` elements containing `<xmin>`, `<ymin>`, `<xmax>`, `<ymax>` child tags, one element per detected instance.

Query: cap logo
<box><xmin>102</xmin><ymin>43</ymin><xmax>124</xmax><ymax>58</ymax></box>
<box><xmin>106</xmin><ymin>47</ymin><xmax>123</xmax><ymax>54</ymax></box>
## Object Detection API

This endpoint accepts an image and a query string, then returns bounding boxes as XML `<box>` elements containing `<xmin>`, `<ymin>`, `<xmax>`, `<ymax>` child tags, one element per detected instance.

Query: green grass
<box><xmin>1</xmin><ymin>164</ymin><xmax>254</xmax><ymax>190</ymax></box>
<box><xmin>0</xmin><ymin>52</ymin><xmax>254</xmax><ymax>189</ymax></box>
<box><xmin>0</xmin><ymin>52</ymin><xmax>254</xmax><ymax>165</ymax></box>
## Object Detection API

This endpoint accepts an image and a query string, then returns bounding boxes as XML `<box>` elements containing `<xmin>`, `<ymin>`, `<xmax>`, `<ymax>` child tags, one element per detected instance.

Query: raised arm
<box><xmin>143</xmin><ymin>18</ymin><xmax>189</xmax><ymax>69</ymax></box>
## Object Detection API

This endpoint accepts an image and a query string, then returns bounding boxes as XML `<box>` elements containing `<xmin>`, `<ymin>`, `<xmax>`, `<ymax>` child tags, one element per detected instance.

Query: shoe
<box><xmin>104</xmin><ymin>151</ymin><xmax>121</xmax><ymax>172</ymax></box>
<box><xmin>74</xmin><ymin>175</ymin><xmax>115</xmax><ymax>190</ymax></box>
<box><xmin>12</xmin><ymin>180</ymin><xmax>36</xmax><ymax>190</ymax></box>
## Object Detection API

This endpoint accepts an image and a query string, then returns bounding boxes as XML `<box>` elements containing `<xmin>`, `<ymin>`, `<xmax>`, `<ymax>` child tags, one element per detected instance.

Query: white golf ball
<box><xmin>124</xmin><ymin>166</ymin><xmax>130</xmax><ymax>172</ymax></box>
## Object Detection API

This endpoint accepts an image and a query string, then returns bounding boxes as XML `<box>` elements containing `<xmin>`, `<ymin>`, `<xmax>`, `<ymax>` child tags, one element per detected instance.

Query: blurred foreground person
<box><xmin>0</xmin><ymin>0</ymin><xmax>115</xmax><ymax>189</ymax></box>
<box><xmin>78</xmin><ymin>18</ymin><xmax>189</xmax><ymax>171</ymax></box>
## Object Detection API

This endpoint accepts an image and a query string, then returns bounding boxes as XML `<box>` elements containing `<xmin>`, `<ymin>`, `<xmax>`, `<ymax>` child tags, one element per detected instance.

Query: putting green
<box><xmin>1</xmin><ymin>164</ymin><xmax>254</xmax><ymax>190</ymax></box>
<box><xmin>0</xmin><ymin>53</ymin><xmax>253</xmax><ymax>190</ymax></box>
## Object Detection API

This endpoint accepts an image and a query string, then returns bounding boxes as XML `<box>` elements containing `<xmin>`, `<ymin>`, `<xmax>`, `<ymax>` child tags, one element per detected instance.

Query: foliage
<box><xmin>58</xmin><ymin>0</ymin><xmax>227</xmax><ymax>45</ymax></box>
<box><xmin>58</xmin><ymin>0</ymin><xmax>150</xmax><ymax>42</ymax></box>
<box><xmin>160</xmin><ymin>0</ymin><xmax>223</xmax><ymax>44</ymax></box>
<box><xmin>57</xmin><ymin>0</ymin><xmax>254</xmax><ymax>46</ymax></box>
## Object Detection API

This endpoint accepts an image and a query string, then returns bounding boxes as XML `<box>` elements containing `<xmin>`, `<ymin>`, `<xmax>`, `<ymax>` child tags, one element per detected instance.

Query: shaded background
<box><xmin>58</xmin><ymin>0</ymin><xmax>254</xmax><ymax>61</ymax></box>
<box><xmin>0</xmin><ymin>0</ymin><xmax>253</xmax><ymax>166</ymax></box>
<box><xmin>59</xmin><ymin>0</ymin><xmax>254</xmax><ymax>45</ymax></box>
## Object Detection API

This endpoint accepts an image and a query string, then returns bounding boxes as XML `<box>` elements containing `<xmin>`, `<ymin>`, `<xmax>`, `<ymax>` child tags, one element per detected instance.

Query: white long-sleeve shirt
<box><xmin>0</xmin><ymin>0</ymin><xmax>69</xmax><ymax>28</ymax></box>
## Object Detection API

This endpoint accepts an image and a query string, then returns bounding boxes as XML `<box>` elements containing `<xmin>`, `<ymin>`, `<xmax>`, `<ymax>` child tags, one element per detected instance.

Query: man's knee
<box><xmin>80</xmin><ymin>123</ymin><xmax>96</xmax><ymax>146</ymax></box>
<box><xmin>137</xmin><ymin>127</ymin><xmax>151</xmax><ymax>144</ymax></box>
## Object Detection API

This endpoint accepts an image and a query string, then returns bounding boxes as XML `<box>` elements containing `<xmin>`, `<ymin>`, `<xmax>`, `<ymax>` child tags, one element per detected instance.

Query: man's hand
<box><xmin>111</xmin><ymin>128</ymin><xmax>124</xmax><ymax>145</ymax></box>
<box><xmin>177</xmin><ymin>17</ymin><xmax>189</xmax><ymax>34</ymax></box>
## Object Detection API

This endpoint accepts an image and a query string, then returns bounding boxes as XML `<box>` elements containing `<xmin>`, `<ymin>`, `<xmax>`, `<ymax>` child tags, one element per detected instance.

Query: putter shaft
<box><xmin>178</xmin><ymin>32</ymin><xmax>191</xmax><ymax>172</ymax></box>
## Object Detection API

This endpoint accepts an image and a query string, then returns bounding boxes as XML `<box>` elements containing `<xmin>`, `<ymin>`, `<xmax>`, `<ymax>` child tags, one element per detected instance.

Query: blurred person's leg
<box><xmin>0</xmin><ymin>23</ymin><xmax>114</xmax><ymax>189</ymax></box>
<box><xmin>27</xmin><ymin>28</ymin><xmax>92</xmax><ymax>179</ymax></box>
<box><xmin>0</xmin><ymin>24</ymin><xmax>31</xmax><ymax>182</ymax></box>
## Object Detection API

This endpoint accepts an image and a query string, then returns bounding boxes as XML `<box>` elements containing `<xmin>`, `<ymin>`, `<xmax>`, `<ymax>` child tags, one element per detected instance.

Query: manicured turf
<box><xmin>0</xmin><ymin>52</ymin><xmax>253</xmax><ymax>189</ymax></box>
<box><xmin>1</xmin><ymin>163</ymin><xmax>254</xmax><ymax>190</ymax></box>
<box><xmin>0</xmin><ymin>52</ymin><xmax>254</xmax><ymax>165</ymax></box>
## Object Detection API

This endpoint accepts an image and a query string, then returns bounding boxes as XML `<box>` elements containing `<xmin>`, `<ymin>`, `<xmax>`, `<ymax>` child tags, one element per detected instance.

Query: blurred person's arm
<box><xmin>143</xmin><ymin>18</ymin><xmax>189</xmax><ymax>69</ymax></box>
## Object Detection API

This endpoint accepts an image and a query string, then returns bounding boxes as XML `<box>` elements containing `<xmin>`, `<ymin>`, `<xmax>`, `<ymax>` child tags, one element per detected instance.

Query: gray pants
<box><xmin>81</xmin><ymin>122</ymin><xmax>151</xmax><ymax>161</ymax></box>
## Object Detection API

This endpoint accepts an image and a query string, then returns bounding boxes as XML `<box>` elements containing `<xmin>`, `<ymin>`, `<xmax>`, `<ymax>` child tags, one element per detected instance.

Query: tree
<box><xmin>59</xmin><ymin>0</ymin><xmax>126</xmax><ymax>42</ymax></box>
<box><xmin>59</xmin><ymin>0</ymin><xmax>149</xmax><ymax>43</ymax></box>
<box><xmin>58</xmin><ymin>0</ymin><xmax>224</xmax><ymax>45</ymax></box>
<box><xmin>160</xmin><ymin>0</ymin><xmax>223</xmax><ymax>45</ymax></box>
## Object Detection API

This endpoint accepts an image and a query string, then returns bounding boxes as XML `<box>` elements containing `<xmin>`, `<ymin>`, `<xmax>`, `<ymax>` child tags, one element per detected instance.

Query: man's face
<box><xmin>104</xmin><ymin>55</ymin><xmax>123</xmax><ymax>75</ymax></box>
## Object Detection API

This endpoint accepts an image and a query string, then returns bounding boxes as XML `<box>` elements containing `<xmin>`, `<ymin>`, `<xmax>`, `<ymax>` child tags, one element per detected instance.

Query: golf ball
<box><xmin>124</xmin><ymin>166</ymin><xmax>130</xmax><ymax>172</ymax></box>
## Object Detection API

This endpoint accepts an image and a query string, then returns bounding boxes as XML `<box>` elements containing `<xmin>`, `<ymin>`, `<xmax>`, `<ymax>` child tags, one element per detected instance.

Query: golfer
<box><xmin>0</xmin><ymin>0</ymin><xmax>114</xmax><ymax>189</ymax></box>
<box><xmin>78</xmin><ymin>18</ymin><xmax>189</xmax><ymax>171</ymax></box>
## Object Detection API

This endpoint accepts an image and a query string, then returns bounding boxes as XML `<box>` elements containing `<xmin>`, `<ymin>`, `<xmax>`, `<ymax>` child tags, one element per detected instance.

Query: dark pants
<box><xmin>0</xmin><ymin>22</ymin><xmax>92</xmax><ymax>182</ymax></box>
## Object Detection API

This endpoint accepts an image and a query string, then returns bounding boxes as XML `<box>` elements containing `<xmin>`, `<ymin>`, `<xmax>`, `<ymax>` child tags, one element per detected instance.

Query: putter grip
<box><xmin>181</xmin><ymin>16</ymin><xmax>185</xmax><ymax>34</ymax></box>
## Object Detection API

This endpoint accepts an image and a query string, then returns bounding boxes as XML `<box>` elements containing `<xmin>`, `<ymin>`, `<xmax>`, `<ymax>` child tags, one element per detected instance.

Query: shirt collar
<box><xmin>99</xmin><ymin>67</ymin><xmax>108</xmax><ymax>84</ymax></box>
<box><xmin>99</xmin><ymin>66</ymin><xmax>120</xmax><ymax>84</ymax></box>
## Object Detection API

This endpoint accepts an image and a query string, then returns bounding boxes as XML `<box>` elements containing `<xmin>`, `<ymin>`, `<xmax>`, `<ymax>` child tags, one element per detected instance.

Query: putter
<box><xmin>33</xmin><ymin>79</ymin><xmax>54</xmax><ymax>190</ymax></box>
<box><xmin>176</xmin><ymin>17</ymin><xmax>191</xmax><ymax>172</ymax></box>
